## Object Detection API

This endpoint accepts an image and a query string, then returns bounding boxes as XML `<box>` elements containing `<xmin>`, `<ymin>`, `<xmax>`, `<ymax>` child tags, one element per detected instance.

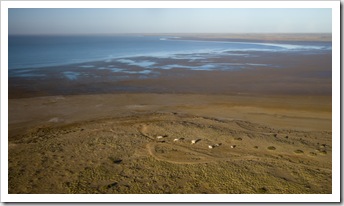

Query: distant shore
<box><xmin>144</xmin><ymin>33</ymin><xmax>332</xmax><ymax>42</ymax></box>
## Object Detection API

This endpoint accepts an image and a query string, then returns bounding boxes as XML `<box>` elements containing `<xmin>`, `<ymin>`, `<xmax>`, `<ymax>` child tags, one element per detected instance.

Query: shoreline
<box><xmin>9</xmin><ymin>51</ymin><xmax>332</xmax><ymax>99</ymax></box>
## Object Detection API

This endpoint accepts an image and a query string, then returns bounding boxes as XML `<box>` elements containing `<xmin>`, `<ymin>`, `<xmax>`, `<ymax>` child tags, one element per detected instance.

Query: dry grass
<box><xmin>9</xmin><ymin>112</ymin><xmax>331</xmax><ymax>194</ymax></box>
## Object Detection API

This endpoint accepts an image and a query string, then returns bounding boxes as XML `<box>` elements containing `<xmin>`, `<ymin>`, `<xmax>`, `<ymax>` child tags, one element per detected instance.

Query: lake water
<box><xmin>8</xmin><ymin>35</ymin><xmax>332</xmax><ymax>70</ymax></box>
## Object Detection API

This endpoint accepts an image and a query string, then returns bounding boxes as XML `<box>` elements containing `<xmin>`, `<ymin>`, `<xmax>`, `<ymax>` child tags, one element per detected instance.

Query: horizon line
<box><xmin>8</xmin><ymin>32</ymin><xmax>332</xmax><ymax>35</ymax></box>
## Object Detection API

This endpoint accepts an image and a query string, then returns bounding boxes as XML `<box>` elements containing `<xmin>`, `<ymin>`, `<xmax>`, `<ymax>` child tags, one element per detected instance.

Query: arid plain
<box><xmin>8</xmin><ymin>34</ymin><xmax>332</xmax><ymax>194</ymax></box>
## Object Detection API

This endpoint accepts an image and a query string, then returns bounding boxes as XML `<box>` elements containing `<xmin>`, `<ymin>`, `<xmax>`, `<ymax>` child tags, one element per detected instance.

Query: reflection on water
<box><xmin>117</xmin><ymin>59</ymin><xmax>156</xmax><ymax>67</ymax></box>
<box><xmin>63</xmin><ymin>71</ymin><xmax>80</xmax><ymax>80</ymax></box>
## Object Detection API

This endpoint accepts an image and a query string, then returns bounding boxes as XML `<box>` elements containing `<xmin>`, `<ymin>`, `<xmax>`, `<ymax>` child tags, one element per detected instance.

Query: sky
<box><xmin>8</xmin><ymin>8</ymin><xmax>332</xmax><ymax>35</ymax></box>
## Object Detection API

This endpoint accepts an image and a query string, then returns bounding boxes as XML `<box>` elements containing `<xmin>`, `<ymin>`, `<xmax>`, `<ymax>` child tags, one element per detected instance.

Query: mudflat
<box><xmin>8</xmin><ymin>34</ymin><xmax>332</xmax><ymax>194</ymax></box>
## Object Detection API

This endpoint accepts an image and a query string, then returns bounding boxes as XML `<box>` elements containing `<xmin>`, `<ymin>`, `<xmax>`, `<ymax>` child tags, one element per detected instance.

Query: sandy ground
<box><xmin>8</xmin><ymin>93</ymin><xmax>331</xmax><ymax>194</ymax></box>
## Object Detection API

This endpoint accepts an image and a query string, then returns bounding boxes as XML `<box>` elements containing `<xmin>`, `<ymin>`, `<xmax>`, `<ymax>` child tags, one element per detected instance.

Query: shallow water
<box><xmin>8</xmin><ymin>35</ymin><xmax>331</xmax><ymax>70</ymax></box>
<box><xmin>63</xmin><ymin>71</ymin><xmax>81</xmax><ymax>80</ymax></box>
